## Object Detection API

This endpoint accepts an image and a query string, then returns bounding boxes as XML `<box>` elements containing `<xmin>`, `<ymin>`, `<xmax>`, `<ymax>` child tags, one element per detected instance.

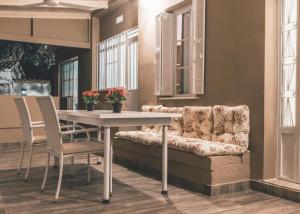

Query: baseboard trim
<box><xmin>251</xmin><ymin>180</ymin><xmax>300</xmax><ymax>203</ymax></box>
<box><xmin>114</xmin><ymin>156</ymin><xmax>250</xmax><ymax>196</ymax></box>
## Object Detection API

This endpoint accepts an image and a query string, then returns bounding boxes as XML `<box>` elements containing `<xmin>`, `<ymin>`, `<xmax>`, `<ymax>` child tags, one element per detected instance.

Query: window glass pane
<box><xmin>176</xmin><ymin>9</ymin><xmax>191</xmax><ymax>95</ymax></box>
<box><xmin>61</xmin><ymin>59</ymin><xmax>78</xmax><ymax>98</ymax></box>
<box><xmin>69</xmin><ymin>62</ymin><xmax>74</xmax><ymax>80</ymax></box>
<box><xmin>182</xmin><ymin>12</ymin><xmax>191</xmax><ymax>39</ymax></box>
<box><xmin>176</xmin><ymin>67</ymin><xmax>190</xmax><ymax>94</ymax></box>
<box><xmin>282</xmin><ymin>29</ymin><xmax>297</xmax><ymax>58</ymax></box>
<box><xmin>177</xmin><ymin>11</ymin><xmax>191</xmax><ymax>41</ymax></box>
<box><xmin>98</xmin><ymin>28</ymin><xmax>138</xmax><ymax>91</ymax></box>
<box><xmin>177</xmin><ymin>14</ymin><xmax>183</xmax><ymax>41</ymax></box>
<box><xmin>69</xmin><ymin>80</ymin><xmax>73</xmax><ymax>96</ymax></box>
<box><xmin>64</xmin><ymin>80</ymin><xmax>69</xmax><ymax>97</ymax></box>
<box><xmin>128</xmin><ymin>40</ymin><xmax>138</xmax><ymax>90</ymax></box>
<box><xmin>176</xmin><ymin>40</ymin><xmax>190</xmax><ymax>67</ymax></box>
<box><xmin>73</xmin><ymin>60</ymin><xmax>78</xmax><ymax>109</ymax></box>
<box><xmin>65</xmin><ymin>64</ymin><xmax>70</xmax><ymax>81</ymax></box>
<box><xmin>283</xmin><ymin>0</ymin><xmax>297</xmax><ymax>25</ymax></box>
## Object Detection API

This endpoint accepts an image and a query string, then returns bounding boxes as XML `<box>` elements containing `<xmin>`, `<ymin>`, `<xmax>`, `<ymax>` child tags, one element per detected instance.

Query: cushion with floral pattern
<box><xmin>160</xmin><ymin>106</ymin><xmax>184</xmax><ymax>136</ymax></box>
<box><xmin>116</xmin><ymin>131</ymin><xmax>247</xmax><ymax>156</ymax></box>
<box><xmin>182</xmin><ymin>106</ymin><xmax>214</xmax><ymax>140</ymax></box>
<box><xmin>212</xmin><ymin>105</ymin><xmax>250</xmax><ymax>149</ymax></box>
<box><xmin>141</xmin><ymin>105</ymin><xmax>163</xmax><ymax>133</ymax></box>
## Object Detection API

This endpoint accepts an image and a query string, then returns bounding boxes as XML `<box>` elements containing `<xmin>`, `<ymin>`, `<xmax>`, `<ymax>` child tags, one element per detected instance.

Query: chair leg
<box><xmin>17</xmin><ymin>142</ymin><xmax>25</xmax><ymax>175</ymax></box>
<box><xmin>41</xmin><ymin>152</ymin><xmax>50</xmax><ymax>191</ymax></box>
<box><xmin>70</xmin><ymin>156</ymin><xmax>74</xmax><ymax>177</ymax></box>
<box><xmin>24</xmin><ymin>144</ymin><xmax>33</xmax><ymax>181</ymax></box>
<box><xmin>87</xmin><ymin>153</ymin><xmax>91</xmax><ymax>184</ymax></box>
<box><xmin>55</xmin><ymin>155</ymin><xmax>64</xmax><ymax>201</ymax></box>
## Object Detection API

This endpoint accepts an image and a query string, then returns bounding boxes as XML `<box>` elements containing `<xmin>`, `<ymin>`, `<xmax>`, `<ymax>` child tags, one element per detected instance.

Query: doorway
<box><xmin>59</xmin><ymin>57</ymin><xmax>78</xmax><ymax>110</ymax></box>
<box><xmin>278</xmin><ymin>0</ymin><xmax>300</xmax><ymax>183</ymax></box>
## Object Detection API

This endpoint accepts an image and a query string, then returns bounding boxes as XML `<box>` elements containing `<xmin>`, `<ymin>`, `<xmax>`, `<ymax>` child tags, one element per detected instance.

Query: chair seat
<box><xmin>32</xmin><ymin>133</ymin><xmax>74</xmax><ymax>145</ymax></box>
<box><xmin>33</xmin><ymin>135</ymin><xmax>47</xmax><ymax>144</ymax></box>
<box><xmin>63</xmin><ymin>139</ymin><xmax>104</xmax><ymax>155</ymax></box>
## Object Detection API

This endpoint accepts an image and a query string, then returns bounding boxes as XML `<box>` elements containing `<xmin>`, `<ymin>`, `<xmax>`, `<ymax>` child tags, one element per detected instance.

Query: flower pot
<box><xmin>86</xmin><ymin>103</ymin><xmax>95</xmax><ymax>111</ymax></box>
<box><xmin>112</xmin><ymin>102</ymin><xmax>122</xmax><ymax>113</ymax></box>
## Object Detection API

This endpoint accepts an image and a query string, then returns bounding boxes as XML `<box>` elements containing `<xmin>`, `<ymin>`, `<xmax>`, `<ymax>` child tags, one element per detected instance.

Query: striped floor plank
<box><xmin>0</xmin><ymin>143</ymin><xmax>299</xmax><ymax>214</ymax></box>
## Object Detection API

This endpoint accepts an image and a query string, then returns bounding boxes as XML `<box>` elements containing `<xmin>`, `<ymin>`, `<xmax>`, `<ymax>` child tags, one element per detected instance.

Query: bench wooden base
<box><xmin>114</xmin><ymin>138</ymin><xmax>251</xmax><ymax>196</ymax></box>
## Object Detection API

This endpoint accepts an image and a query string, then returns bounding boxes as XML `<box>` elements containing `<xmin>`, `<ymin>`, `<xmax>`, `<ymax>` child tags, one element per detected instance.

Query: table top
<box><xmin>57</xmin><ymin>110</ymin><xmax>182</xmax><ymax>119</ymax></box>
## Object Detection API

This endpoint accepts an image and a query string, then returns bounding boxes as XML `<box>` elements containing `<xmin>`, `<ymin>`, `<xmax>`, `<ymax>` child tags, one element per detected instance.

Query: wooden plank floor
<box><xmin>0</xmin><ymin>143</ymin><xmax>299</xmax><ymax>214</ymax></box>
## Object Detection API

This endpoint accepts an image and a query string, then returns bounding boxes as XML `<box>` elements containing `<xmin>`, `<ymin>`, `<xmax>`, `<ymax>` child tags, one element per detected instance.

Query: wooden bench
<box><xmin>114</xmin><ymin>105</ymin><xmax>251</xmax><ymax>196</ymax></box>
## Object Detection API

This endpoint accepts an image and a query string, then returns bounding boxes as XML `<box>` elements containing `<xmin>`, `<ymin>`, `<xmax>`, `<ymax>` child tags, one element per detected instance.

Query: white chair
<box><xmin>15</xmin><ymin>97</ymin><xmax>97</xmax><ymax>181</ymax></box>
<box><xmin>15</xmin><ymin>97</ymin><xmax>47</xmax><ymax>181</ymax></box>
<box><xmin>36</xmin><ymin>96</ymin><xmax>104</xmax><ymax>201</ymax></box>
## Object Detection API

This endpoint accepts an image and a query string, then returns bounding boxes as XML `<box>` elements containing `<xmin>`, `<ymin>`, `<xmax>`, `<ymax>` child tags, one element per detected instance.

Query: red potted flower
<box><xmin>105</xmin><ymin>87</ymin><xmax>127</xmax><ymax>113</ymax></box>
<box><xmin>82</xmin><ymin>90</ymin><xmax>100</xmax><ymax>111</ymax></box>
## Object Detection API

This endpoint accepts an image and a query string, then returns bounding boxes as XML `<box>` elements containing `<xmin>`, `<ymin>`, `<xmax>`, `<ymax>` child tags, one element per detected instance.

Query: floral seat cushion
<box><xmin>182</xmin><ymin>106</ymin><xmax>214</xmax><ymax>140</ymax></box>
<box><xmin>212</xmin><ymin>105</ymin><xmax>250</xmax><ymax>149</ymax></box>
<box><xmin>116</xmin><ymin>131</ymin><xmax>247</xmax><ymax>156</ymax></box>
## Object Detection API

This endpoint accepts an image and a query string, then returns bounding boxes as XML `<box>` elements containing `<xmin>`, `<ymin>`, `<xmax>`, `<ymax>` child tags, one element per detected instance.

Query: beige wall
<box><xmin>0</xmin><ymin>18</ymin><xmax>31</xmax><ymax>36</ymax></box>
<box><xmin>0</xmin><ymin>17</ymin><xmax>91</xmax><ymax>48</ymax></box>
<box><xmin>100</xmin><ymin>0</ymin><xmax>138</xmax><ymax>41</ymax></box>
<box><xmin>138</xmin><ymin>0</ymin><xmax>266</xmax><ymax>179</ymax></box>
<box><xmin>33</xmin><ymin>19</ymin><xmax>90</xmax><ymax>43</ymax></box>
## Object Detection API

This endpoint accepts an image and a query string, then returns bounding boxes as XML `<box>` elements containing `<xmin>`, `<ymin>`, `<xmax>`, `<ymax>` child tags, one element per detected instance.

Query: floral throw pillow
<box><xmin>182</xmin><ymin>106</ymin><xmax>214</xmax><ymax>140</ymax></box>
<box><xmin>141</xmin><ymin>105</ymin><xmax>162</xmax><ymax>133</ymax></box>
<box><xmin>212</xmin><ymin>105</ymin><xmax>250</xmax><ymax>149</ymax></box>
<box><xmin>160</xmin><ymin>107</ymin><xmax>184</xmax><ymax>136</ymax></box>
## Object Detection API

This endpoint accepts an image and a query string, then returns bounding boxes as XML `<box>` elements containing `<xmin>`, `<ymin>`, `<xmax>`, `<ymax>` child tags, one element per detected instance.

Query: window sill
<box><xmin>158</xmin><ymin>95</ymin><xmax>198</xmax><ymax>101</ymax></box>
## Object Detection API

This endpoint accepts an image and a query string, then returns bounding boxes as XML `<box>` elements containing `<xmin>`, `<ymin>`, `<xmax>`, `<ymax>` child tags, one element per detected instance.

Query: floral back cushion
<box><xmin>141</xmin><ymin>105</ymin><xmax>162</xmax><ymax>133</ymax></box>
<box><xmin>183</xmin><ymin>106</ymin><xmax>214</xmax><ymax>140</ymax></box>
<box><xmin>212</xmin><ymin>105</ymin><xmax>250</xmax><ymax>149</ymax></box>
<box><xmin>160</xmin><ymin>107</ymin><xmax>184</xmax><ymax>136</ymax></box>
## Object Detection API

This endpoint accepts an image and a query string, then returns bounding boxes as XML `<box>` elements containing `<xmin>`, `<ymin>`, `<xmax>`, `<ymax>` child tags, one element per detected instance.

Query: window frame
<box><xmin>58</xmin><ymin>56</ymin><xmax>79</xmax><ymax>109</ymax></box>
<box><xmin>173</xmin><ymin>5</ymin><xmax>193</xmax><ymax>96</ymax></box>
<box><xmin>97</xmin><ymin>27</ymin><xmax>139</xmax><ymax>91</ymax></box>
<box><xmin>127</xmin><ymin>34</ymin><xmax>138</xmax><ymax>91</ymax></box>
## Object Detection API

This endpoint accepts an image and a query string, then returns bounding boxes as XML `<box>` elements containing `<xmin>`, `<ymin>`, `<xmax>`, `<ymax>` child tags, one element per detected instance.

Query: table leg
<box><xmin>103</xmin><ymin>127</ymin><xmax>110</xmax><ymax>204</ymax></box>
<box><xmin>161</xmin><ymin>125</ymin><xmax>168</xmax><ymax>195</ymax></box>
<box><xmin>110</xmin><ymin>141</ymin><xmax>113</xmax><ymax>196</ymax></box>
<box><xmin>97</xmin><ymin>126</ymin><xmax>102</xmax><ymax>165</ymax></box>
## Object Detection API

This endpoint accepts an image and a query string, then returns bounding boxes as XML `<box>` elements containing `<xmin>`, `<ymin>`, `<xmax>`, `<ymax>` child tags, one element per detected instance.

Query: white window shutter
<box><xmin>154</xmin><ymin>14</ymin><xmax>162</xmax><ymax>96</ymax></box>
<box><xmin>154</xmin><ymin>13</ymin><xmax>174</xmax><ymax>96</ymax></box>
<box><xmin>192</xmin><ymin>0</ymin><xmax>206</xmax><ymax>94</ymax></box>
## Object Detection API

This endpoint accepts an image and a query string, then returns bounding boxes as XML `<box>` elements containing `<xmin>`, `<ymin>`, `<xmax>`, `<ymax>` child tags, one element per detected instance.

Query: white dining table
<box><xmin>57</xmin><ymin>110</ymin><xmax>182</xmax><ymax>203</ymax></box>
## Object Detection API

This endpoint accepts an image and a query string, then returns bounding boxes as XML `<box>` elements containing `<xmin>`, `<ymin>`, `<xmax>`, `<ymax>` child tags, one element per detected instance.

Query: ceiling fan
<box><xmin>1</xmin><ymin>0</ymin><xmax>108</xmax><ymax>11</ymax></box>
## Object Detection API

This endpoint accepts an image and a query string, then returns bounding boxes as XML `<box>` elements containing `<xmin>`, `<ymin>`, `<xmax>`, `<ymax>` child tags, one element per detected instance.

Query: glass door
<box><xmin>60</xmin><ymin>58</ymin><xmax>78</xmax><ymax>110</ymax></box>
<box><xmin>278</xmin><ymin>0</ymin><xmax>300</xmax><ymax>183</ymax></box>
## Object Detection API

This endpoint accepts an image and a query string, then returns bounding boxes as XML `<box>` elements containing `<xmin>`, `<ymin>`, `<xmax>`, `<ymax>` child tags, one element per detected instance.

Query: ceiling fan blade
<box><xmin>0</xmin><ymin>0</ymin><xmax>44</xmax><ymax>6</ymax></box>
<box><xmin>59</xmin><ymin>2</ymin><xmax>92</xmax><ymax>10</ymax></box>
<box><xmin>22</xmin><ymin>2</ymin><xmax>46</xmax><ymax>8</ymax></box>
<box><xmin>59</xmin><ymin>0</ymin><xmax>108</xmax><ymax>10</ymax></box>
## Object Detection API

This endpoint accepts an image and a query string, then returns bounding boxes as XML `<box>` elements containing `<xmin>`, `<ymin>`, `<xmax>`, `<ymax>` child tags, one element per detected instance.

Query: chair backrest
<box><xmin>14</xmin><ymin>97</ymin><xmax>33</xmax><ymax>143</ymax></box>
<box><xmin>36</xmin><ymin>96</ymin><xmax>63</xmax><ymax>154</ymax></box>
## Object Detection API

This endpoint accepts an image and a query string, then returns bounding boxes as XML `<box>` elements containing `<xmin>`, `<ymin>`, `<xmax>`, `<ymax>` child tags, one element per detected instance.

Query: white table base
<box><xmin>161</xmin><ymin>125</ymin><xmax>168</xmax><ymax>194</ymax></box>
<box><xmin>56</xmin><ymin>110</ymin><xmax>181</xmax><ymax>204</ymax></box>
